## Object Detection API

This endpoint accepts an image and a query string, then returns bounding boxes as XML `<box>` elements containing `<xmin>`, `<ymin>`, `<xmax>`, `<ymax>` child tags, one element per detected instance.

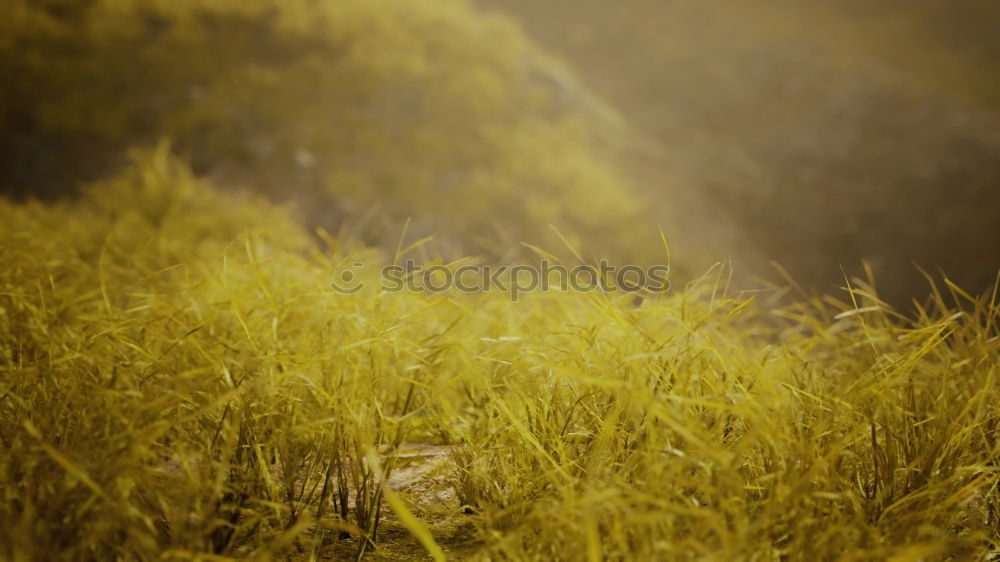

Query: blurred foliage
<box><xmin>6</xmin><ymin>0</ymin><xmax>995</xmax><ymax>299</ymax></box>
<box><xmin>1</xmin><ymin>0</ymin><xmax>654</xmax><ymax>262</ymax></box>
<box><xmin>1</xmin><ymin>149</ymin><xmax>997</xmax><ymax>559</ymax></box>
<box><xmin>478</xmin><ymin>0</ymin><xmax>1000</xmax><ymax>304</ymax></box>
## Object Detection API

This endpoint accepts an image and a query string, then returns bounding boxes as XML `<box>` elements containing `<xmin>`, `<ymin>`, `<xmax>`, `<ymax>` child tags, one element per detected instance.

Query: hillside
<box><xmin>1</xmin><ymin>149</ymin><xmax>997</xmax><ymax>559</ymax></box>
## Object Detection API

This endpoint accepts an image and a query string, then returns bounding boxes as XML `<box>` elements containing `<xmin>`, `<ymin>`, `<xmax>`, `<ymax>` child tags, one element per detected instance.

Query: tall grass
<box><xmin>1</xmin><ymin>149</ymin><xmax>997</xmax><ymax>559</ymax></box>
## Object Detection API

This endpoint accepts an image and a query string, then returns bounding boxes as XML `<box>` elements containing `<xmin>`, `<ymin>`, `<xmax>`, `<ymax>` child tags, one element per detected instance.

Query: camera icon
<box><xmin>330</xmin><ymin>262</ymin><xmax>365</xmax><ymax>294</ymax></box>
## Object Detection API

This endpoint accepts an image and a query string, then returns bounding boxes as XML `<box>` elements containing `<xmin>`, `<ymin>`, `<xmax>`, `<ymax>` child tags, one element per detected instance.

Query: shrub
<box><xmin>1</xmin><ymin>0</ymin><xmax>651</xmax><ymax>261</ymax></box>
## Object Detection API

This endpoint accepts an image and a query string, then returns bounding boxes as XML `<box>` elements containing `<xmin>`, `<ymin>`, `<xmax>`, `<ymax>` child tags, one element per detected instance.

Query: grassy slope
<box><xmin>1</xmin><ymin>150</ymin><xmax>997</xmax><ymax>559</ymax></box>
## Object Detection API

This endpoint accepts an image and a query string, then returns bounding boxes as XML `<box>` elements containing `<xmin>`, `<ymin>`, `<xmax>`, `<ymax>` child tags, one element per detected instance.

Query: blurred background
<box><xmin>3</xmin><ymin>0</ymin><xmax>998</xmax><ymax>305</ymax></box>
<box><xmin>475</xmin><ymin>0</ymin><xmax>1000</xmax><ymax>304</ymax></box>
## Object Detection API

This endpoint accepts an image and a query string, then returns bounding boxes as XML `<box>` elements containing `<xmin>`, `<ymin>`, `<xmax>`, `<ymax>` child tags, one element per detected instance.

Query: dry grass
<box><xmin>1</xmin><ymin>149</ymin><xmax>997</xmax><ymax>560</ymax></box>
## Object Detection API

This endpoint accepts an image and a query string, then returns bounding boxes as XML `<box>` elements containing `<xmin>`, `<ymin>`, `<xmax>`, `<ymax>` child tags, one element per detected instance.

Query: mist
<box><xmin>3</xmin><ymin>2</ymin><xmax>1000</xmax><ymax>559</ymax></box>
<box><xmin>3</xmin><ymin>0</ymin><xmax>998</xmax><ymax>303</ymax></box>
<box><xmin>476</xmin><ymin>0</ymin><xmax>1000</xmax><ymax>303</ymax></box>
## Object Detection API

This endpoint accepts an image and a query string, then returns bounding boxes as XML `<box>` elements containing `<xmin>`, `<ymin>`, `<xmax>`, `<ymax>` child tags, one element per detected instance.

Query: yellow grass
<box><xmin>1</xmin><ymin>149</ymin><xmax>997</xmax><ymax>560</ymax></box>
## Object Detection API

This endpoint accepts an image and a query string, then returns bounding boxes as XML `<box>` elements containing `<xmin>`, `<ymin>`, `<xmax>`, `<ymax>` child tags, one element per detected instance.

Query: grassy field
<box><xmin>1</xmin><ymin>148</ymin><xmax>997</xmax><ymax>560</ymax></box>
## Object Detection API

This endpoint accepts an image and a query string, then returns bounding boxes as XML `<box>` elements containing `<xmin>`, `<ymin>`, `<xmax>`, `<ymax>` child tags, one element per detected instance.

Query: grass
<box><xmin>1</xmin><ymin>148</ymin><xmax>997</xmax><ymax>560</ymax></box>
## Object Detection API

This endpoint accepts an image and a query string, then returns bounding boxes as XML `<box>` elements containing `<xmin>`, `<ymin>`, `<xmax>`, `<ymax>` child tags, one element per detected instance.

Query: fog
<box><xmin>3</xmin><ymin>0</ymin><xmax>998</xmax><ymax>305</ymax></box>
<box><xmin>477</xmin><ymin>0</ymin><xmax>1000</xmax><ymax>303</ymax></box>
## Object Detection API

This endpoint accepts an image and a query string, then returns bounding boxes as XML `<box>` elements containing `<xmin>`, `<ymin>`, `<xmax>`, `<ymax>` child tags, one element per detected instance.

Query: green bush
<box><xmin>1</xmin><ymin>0</ymin><xmax>652</xmax><ymax>261</ymax></box>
